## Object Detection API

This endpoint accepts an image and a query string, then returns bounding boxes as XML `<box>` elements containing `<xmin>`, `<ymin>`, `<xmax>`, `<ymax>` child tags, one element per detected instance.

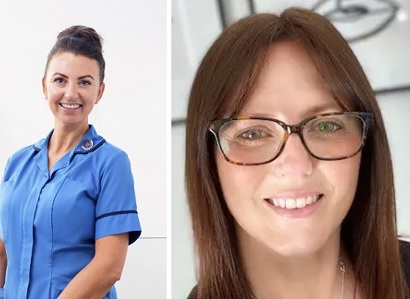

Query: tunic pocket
<box><xmin>51</xmin><ymin>177</ymin><xmax>95</xmax><ymax>241</ymax></box>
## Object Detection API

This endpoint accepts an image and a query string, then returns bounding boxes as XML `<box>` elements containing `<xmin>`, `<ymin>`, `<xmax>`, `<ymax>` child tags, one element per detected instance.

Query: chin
<box><xmin>264</xmin><ymin>234</ymin><xmax>331</xmax><ymax>258</ymax></box>
<box><xmin>272</xmin><ymin>244</ymin><xmax>321</xmax><ymax>257</ymax></box>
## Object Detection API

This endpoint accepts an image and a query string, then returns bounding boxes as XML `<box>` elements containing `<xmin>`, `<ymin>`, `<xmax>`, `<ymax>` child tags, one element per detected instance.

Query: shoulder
<box><xmin>84</xmin><ymin>126</ymin><xmax>130</xmax><ymax>163</ymax></box>
<box><xmin>91</xmin><ymin>141</ymin><xmax>134</xmax><ymax>178</ymax></box>
<box><xmin>5</xmin><ymin>130</ymin><xmax>50</xmax><ymax>170</ymax></box>
<box><xmin>97</xmin><ymin>142</ymin><xmax>131</xmax><ymax>164</ymax></box>
<box><xmin>81</xmin><ymin>125</ymin><xmax>130</xmax><ymax>162</ymax></box>
<box><xmin>3</xmin><ymin>144</ymin><xmax>37</xmax><ymax>171</ymax></box>
<box><xmin>400</xmin><ymin>240</ymin><xmax>410</xmax><ymax>286</ymax></box>
<box><xmin>8</xmin><ymin>144</ymin><xmax>37</xmax><ymax>161</ymax></box>
<box><xmin>98</xmin><ymin>141</ymin><xmax>127</xmax><ymax>156</ymax></box>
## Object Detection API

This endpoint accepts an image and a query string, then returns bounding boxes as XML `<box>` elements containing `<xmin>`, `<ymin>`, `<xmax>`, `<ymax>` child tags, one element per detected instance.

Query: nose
<box><xmin>64</xmin><ymin>83</ymin><xmax>79</xmax><ymax>99</ymax></box>
<box><xmin>270</xmin><ymin>133</ymin><xmax>314</xmax><ymax>177</ymax></box>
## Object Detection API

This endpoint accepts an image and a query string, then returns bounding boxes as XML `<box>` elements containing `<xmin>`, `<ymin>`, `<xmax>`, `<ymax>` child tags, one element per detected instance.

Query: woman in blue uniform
<box><xmin>0</xmin><ymin>26</ymin><xmax>141</xmax><ymax>299</ymax></box>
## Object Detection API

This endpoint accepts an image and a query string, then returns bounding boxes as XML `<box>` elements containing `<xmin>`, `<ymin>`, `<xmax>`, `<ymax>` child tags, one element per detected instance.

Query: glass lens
<box><xmin>218</xmin><ymin>119</ymin><xmax>285</xmax><ymax>164</ymax></box>
<box><xmin>303</xmin><ymin>114</ymin><xmax>365</xmax><ymax>159</ymax></box>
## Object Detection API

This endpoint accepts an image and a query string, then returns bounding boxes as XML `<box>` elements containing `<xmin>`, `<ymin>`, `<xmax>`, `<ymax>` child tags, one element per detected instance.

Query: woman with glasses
<box><xmin>0</xmin><ymin>26</ymin><xmax>141</xmax><ymax>299</ymax></box>
<box><xmin>185</xmin><ymin>7</ymin><xmax>410</xmax><ymax>299</ymax></box>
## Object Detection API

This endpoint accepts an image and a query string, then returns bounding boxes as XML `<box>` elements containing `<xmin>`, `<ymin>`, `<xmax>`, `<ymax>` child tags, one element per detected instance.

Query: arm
<box><xmin>58</xmin><ymin>233</ymin><xmax>129</xmax><ymax>299</ymax></box>
<box><xmin>0</xmin><ymin>239</ymin><xmax>6</xmax><ymax>288</ymax></box>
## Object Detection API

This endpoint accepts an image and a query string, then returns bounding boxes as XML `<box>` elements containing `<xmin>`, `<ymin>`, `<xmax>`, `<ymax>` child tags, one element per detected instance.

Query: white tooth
<box><xmin>62</xmin><ymin>103</ymin><xmax>80</xmax><ymax>109</ymax></box>
<box><xmin>296</xmin><ymin>198</ymin><xmax>306</xmax><ymax>208</ymax></box>
<box><xmin>271</xmin><ymin>195</ymin><xmax>320</xmax><ymax>210</ymax></box>
<box><xmin>285</xmin><ymin>199</ymin><xmax>296</xmax><ymax>209</ymax></box>
<box><xmin>279</xmin><ymin>198</ymin><xmax>286</xmax><ymax>208</ymax></box>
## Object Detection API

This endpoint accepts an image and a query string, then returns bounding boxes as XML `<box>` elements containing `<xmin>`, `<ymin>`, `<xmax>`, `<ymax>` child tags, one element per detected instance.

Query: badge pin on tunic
<box><xmin>81</xmin><ymin>138</ymin><xmax>94</xmax><ymax>150</ymax></box>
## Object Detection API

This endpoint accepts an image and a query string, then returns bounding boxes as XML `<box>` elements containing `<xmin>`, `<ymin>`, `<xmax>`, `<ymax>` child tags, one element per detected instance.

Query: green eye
<box><xmin>316</xmin><ymin>121</ymin><xmax>339</xmax><ymax>132</ymax></box>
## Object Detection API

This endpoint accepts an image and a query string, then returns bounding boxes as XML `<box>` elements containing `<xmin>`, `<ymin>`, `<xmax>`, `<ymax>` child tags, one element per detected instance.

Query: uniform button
<box><xmin>81</xmin><ymin>138</ymin><xmax>94</xmax><ymax>150</ymax></box>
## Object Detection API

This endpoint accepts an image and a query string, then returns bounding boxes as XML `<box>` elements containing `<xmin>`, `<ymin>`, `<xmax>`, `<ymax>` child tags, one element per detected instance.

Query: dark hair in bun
<box><xmin>45</xmin><ymin>25</ymin><xmax>105</xmax><ymax>83</ymax></box>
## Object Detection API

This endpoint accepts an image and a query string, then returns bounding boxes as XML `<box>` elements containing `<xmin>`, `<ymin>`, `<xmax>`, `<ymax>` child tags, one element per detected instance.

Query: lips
<box><xmin>59</xmin><ymin>103</ymin><xmax>81</xmax><ymax>109</ymax></box>
<box><xmin>267</xmin><ymin>194</ymin><xmax>324</xmax><ymax>209</ymax></box>
<box><xmin>264</xmin><ymin>191</ymin><xmax>324</xmax><ymax>209</ymax></box>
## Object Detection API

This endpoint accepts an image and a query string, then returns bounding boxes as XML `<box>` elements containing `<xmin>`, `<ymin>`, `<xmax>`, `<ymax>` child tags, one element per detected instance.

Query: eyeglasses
<box><xmin>209</xmin><ymin>112</ymin><xmax>373</xmax><ymax>166</ymax></box>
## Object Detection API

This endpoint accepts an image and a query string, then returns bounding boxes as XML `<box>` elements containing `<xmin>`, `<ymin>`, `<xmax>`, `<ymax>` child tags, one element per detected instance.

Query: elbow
<box><xmin>111</xmin><ymin>270</ymin><xmax>122</xmax><ymax>283</ymax></box>
<box><xmin>98</xmin><ymin>266</ymin><xmax>122</xmax><ymax>290</ymax></box>
<box><xmin>94</xmin><ymin>255</ymin><xmax>125</xmax><ymax>286</ymax></box>
<box><xmin>107</xmin><ymin>266</ymin><xmax>123</xmax><ymax>285</ymax></box>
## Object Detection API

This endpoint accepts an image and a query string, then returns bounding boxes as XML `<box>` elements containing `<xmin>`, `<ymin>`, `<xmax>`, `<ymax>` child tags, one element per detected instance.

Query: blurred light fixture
<box><xmin>312</xmin><ymin>0</ymin><xmax>400</xmax><ymax>42</ymax></box>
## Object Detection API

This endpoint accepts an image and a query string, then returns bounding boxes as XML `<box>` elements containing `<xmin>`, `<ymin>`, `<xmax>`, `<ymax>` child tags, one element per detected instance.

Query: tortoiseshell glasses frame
<box><xmin>209</xmin><ymin>112</ymin><xmax>373</xmax><ymax>166</ymax></box>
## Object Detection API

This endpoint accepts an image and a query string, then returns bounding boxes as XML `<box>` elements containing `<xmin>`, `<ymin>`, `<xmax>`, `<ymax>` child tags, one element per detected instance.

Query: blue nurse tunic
<box><xmin>0</xmin><ymin>125</ymin><xmax>141</xmax><ymax>299</ymax></box>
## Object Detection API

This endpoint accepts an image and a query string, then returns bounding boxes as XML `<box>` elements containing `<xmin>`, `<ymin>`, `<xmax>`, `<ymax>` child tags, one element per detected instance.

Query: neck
<box><xmin>238</xmin><ymin>228</ymin><xmax>346</xmax><ymax>299</ymax></box>
<box><xmin>49</xmin><ymin>122</ymin><xmax>89</xmax><ymax>155</ymax></box>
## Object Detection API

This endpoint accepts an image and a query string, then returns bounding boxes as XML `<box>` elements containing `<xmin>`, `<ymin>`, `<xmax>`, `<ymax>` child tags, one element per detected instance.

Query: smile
<box><xmin>60</xmin><ymin>103</ymin><xmax>81</xmax><ymax>109</ymax></box>
<box><xmin>266</xmin><ymin>194</ymin><xmax>323</xmax><ymax>210</ymax></box>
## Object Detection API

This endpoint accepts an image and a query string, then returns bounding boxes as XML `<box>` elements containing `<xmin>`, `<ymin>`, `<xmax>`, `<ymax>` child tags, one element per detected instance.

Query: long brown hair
<box><xmin>185</xmin><ymin>7</ymin><xmax>409</xmax><ymax>299</ymax></box>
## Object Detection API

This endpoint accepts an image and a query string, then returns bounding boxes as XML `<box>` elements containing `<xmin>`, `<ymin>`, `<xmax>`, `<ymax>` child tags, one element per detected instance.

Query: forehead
<box><xmin>242</xmin><ymin>41</ymin><xmax>340</xmax><ymax>121</ymax></box>
<box><xmin>47</xmin><ymin>52</ymin><xmax>99</xmax><ymax>76</ymax></box>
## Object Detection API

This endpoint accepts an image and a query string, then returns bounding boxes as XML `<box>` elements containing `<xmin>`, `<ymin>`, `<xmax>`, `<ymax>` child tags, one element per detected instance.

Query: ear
<box><xmin>42</xmin><ymin>77</ymin><xmax>47</xmax><ymax>99</ymax></box>
<box><xmin>95</xmin><ymin>82</ymin><xmax>105</xmax><ymax>104</ymax></box>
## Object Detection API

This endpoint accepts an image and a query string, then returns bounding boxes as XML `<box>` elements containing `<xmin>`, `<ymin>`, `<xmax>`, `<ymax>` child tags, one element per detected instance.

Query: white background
<box><xmin>172</xmin><ymin>0</ymin><xmax>410</xmax><ymax>298</ymax></box>
<box><xmin>0</xmin><ymin>1</ymin><xmax>167</xmax><ymax>298</ymax></box>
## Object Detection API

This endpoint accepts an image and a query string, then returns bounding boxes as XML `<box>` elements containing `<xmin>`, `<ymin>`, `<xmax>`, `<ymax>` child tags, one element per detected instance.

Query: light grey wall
<box><xmin>0</xmin><ymin>1</ymin><xmax>166</xmax><ymax>298</ymax></box>
<box><xmin>171</xmin><ymin>0</ymin><xmax>221</xmax><ymax>120</ymax></box>
<box><xmin>378</xmin><ymin>92</ymin><xmax>410</xmax><ymax>235</ymax></box>
<box><xmin>172</xmin><ymin>1</ymin><xmax>410</xmax><ymax>298</ymax></box>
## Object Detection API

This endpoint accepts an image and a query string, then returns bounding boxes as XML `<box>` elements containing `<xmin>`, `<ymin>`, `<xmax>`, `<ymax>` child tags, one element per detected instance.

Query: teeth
<box><xmin>296</xmin><ymin>198</ymin><xmax>306</xmax><ymax>208</ymax></box>
<box><xmin>269</xmin><ymin>194</ymin><xmax>320</xmax><ymax>209</ymax></box>
<box><xmin>279</xmin><ymin>198</ymin><xmax>286</xmax><ymax>208</ymax></box>
<box><xmin>61</xmin><ymin>103</ymin><xmax>80</xmax><ymax>109</ymax></box>
<box><xmin>285</xmin><ymin>199</ymin><xmax>296</xmax><ymax>209</ymax></box>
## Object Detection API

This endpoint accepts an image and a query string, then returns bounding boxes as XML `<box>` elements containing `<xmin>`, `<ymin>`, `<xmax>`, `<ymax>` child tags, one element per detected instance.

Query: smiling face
<box><xmin>216</xmin><ymin>42</ymin><xmax>361</xmax><ymax>257</ymax></box>
<box><xmin>42</xmin><ymin>52</ymin><xmax>105</xmax><ymax>130</ymax></box>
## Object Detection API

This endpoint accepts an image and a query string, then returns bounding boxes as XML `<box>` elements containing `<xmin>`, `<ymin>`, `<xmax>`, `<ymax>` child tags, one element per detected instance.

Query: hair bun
<box><xmin>45</xmin><ymin>25</ymin><xmax>106</xmax><ymax>82</ymax></box>
<box><xmin>57</xmin><ymin>25</ymin><xmax>103</xmax><ymax>50</ymax></box>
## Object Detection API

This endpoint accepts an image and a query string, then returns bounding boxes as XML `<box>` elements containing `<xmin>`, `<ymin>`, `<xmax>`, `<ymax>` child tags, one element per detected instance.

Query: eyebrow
<box><xmin>51</xmin><ymin>72</ymin><xmax>95</xmax><ymax>80</ymax></box>
<box><xmin>242</xmin><ymin>102</ymin><xmax>342</xmax><ymax>119</ymax></box>
<box><xmin>306</xmin><ymin>102</ymin><xmax>342</xmax><ymax>115</ymax></box>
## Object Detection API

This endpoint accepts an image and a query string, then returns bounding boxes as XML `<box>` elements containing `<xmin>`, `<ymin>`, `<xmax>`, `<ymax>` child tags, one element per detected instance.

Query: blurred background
<box><xmin>172</xmin><ymin>0</ymin><xmax>410</xmax><ymax>298</ymax></box>
<box><xmin>0</xmin><ymin>1</ymin><xmax>166</xmax><ymax>298</ymax></box>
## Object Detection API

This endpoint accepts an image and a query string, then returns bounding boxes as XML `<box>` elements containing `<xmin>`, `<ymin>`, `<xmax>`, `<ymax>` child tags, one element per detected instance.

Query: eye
<box><xmin>314</xmin><ymin>120</ymin><xmax>342</xmax><ymax>132</ymax></box>
<box><xmin>79</xmin><ymin>80</ymin><xmax>92</xmax><ymax>86</ymax></box>
<box><xmin>239</xmin><ymin>128</ymin><xmax>269</xmax><ymax>140</ymax></box>
<box><xmin>53</xmin><ymin>77</ymin><xmax>66</xmax><ymax>84</ymax></box>
<box><xmin>220</xmin><ymin>120</ymin><xmax>280</xmax><ymax>147</ymax></box>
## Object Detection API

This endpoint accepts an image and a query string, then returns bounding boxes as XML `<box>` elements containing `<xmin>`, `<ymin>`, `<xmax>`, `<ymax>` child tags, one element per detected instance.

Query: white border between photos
<box><xmin>167</xmin><ymin>0</ymin><xmax>172</xmax><ymax>297</ymax></box>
